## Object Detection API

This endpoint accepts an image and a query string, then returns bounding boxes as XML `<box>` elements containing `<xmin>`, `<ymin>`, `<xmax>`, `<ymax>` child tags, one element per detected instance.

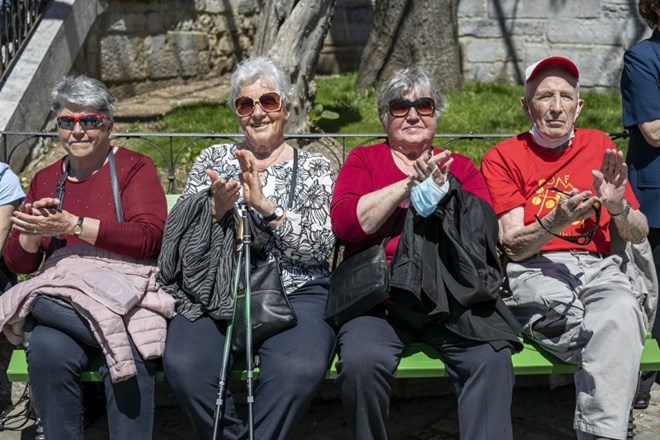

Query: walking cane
<box><xmin>211</xmin><ymin>204</ymin><xmax>256</xmax><ymax>440</ymax></box>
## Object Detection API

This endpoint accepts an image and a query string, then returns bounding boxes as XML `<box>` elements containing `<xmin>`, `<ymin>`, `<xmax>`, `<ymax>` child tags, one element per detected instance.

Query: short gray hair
<box><xmin>50</xmin><ymin>75</ymin><xmax>116</xmax><ymax>118</ymax></box>
<box><xmin>377</xmin><ymin>66</ymin><xmax>446</xmax><ymax>123</ymax></box>
<box><xmin>228</xmin><ymin>57</ymin><xmax>294</xmax><ymax>112</ymax></box>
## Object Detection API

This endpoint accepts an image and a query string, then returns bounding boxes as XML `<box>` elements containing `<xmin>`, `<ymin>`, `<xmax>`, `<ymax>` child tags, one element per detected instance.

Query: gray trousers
<box><xmin>336</xmin><ymin>293</ymin><xmax>515</xmax><ymax>440</ymax></box>
<box><xmin>506</xmin><ymin>251</ymin><xmax>647</xmax><ymax>440</ymax></box>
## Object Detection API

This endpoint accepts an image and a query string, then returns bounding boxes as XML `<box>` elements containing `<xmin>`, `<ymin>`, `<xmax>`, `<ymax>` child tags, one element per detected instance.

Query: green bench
<box><xmin>6</xmin><ymin>193</ymin><xmax>660</xmax><ymax>383</ymax></box>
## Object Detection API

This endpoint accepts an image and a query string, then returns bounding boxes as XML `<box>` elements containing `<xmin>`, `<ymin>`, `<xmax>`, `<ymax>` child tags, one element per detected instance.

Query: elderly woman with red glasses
<box><xmin>1</xmin><ymin>75</ymin><xmax>171</xmax><ymax>438</ymax></box>
<box><xmin>330</xmin><ymin>65</ymin><xmax>522</xmax><ymax>440</ymax></box>
<box><xmin>158</xmin><ymin>56</ymin><xmax>336</xmax><ymax>439</ymax></box>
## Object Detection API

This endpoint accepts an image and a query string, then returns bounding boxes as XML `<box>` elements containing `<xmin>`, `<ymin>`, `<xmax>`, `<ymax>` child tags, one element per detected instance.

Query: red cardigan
<box><xmin>5</xmin><ymin>147</ymin><xmax>167</xmax><ymax>274</ymax></box>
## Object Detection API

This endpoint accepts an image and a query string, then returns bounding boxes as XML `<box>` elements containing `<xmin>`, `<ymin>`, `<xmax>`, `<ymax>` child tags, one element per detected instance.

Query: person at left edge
<box><xmin>0</xmin><ymin>162</ymin><xmax>25</xmax><ymax>292</ymax></box>
<box><xmin>0</xmin><ymin>74</ymin><xmax>171</xmax><ymax>439</ymax></box>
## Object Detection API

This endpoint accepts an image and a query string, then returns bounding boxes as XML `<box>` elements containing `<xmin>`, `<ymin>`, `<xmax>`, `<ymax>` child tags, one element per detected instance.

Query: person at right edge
<box><xmin>621</xmin><ymin>0</ymin><xmax>660</xmax><ymax>411</ymax></box>
<box><xmin>481</xmin><ymin>55</ymin><xmax>650</xmax><ymax>440</ymax></box>
<box><xmin>330</xmin><ymin>65</ymin><xmax>522</xmax><ymax>440</ymax></box>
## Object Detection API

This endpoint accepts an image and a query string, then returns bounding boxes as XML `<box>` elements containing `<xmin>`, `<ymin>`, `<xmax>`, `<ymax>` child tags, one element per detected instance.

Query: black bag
<box><xmin>325</xmin><ymin>210</ymin><xmax>403</xmax><ymax>327</ymax></box>
<box><xmin>232</xmin><ymin>259</ymin><xmax>297</xmax><ymax>353</ymax></box>
<box><xmin>231</xmin><ymin>148</ymin><xmax>299</xmax><ymax>353</ymax></box>
<box><xmin>325</xmin><ymin>242</ymin><xmax>390</xmax><ymax>327</ymax></box>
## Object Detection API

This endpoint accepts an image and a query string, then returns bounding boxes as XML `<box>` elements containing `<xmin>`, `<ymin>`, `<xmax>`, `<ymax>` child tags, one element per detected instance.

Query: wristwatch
<box><xmin>263</xmin><ymin>205</ymin><xmax>284</xmax><ymax>222</ymax></box>
<box><xmin>610</xmin><ymin>200</ymin><xmax>631</xmax><ymax>219</ymax></box>
<box><xmin>73</xmin><ymin>217</ymin><xmax>84</xmax><ymax>236</ymax></box>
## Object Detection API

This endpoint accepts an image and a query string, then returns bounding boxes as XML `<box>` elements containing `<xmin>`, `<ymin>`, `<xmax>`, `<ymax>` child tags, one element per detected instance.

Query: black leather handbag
<box><xmin>325</xmin><ymin>210</ymin><xmax>403</xmax><ymax>327</ymax></box>
<box><xmin>232</xmin><ymin>258</ymin><xmax>297</xmax><ymax>353</ymax></box>
<box><xmin>231</xmin><ymin>149</ymin><xmax>299</xmax><ymax>353</ymax></box>
<box><xmin>325</xmin><ymin>241</ymin><xmax>390</xmax><ymax>328</ymax></box>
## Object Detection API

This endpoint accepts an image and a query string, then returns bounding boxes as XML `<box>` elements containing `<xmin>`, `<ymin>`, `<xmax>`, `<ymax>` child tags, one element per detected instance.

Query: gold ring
<box><xmin>33</xmin><ymin>229</ymin><xmax>37</xmax><ymax>234</ymax></box>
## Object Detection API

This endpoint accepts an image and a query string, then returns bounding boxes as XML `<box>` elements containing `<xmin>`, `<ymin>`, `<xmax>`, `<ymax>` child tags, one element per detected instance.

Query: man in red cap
<box><xmin>481</xmin><ymin>56</ymin><xmax>652</xmax><ymax>440</ymax></box>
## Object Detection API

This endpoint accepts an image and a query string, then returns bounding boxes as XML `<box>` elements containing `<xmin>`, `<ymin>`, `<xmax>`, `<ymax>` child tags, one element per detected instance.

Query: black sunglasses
<box><xmin>56</xmin><ymin>114</ymin><xmax>108</xmax><ymax>131</ymax></box>
<box><xmin>388</xmin><ymin>98</ymin><xmax>436</xmax><ymax>118</ymax></box>
<box><xmin>234</xmin><ymin>92</ymin><xmax>282</xmax><ymax>117</ymax></box>
<box><xmin>534</xmin><ymin>187</ymin><xmax>602</xmax><ymax>246</ymax></box>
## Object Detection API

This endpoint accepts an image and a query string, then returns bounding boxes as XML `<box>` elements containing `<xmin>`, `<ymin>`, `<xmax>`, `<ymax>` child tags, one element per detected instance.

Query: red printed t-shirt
<box><xmin>481</xmin><ymin>128</ymin><xmax>640</xmax><ymax>255</ymax></box>
<box><xmin>331</xmin><ymin>142</ymin><xmax>491</xmax><ymax>262</ymax></box>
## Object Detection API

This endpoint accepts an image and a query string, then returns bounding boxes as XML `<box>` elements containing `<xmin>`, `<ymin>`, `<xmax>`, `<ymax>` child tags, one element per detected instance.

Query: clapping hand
<box><xmin>11</xmin><ymin>197</ymin><xmax>71</xmax><ymax>237</ymax></box>
<box><xmin>410</xmin><ymin>149</ymin><xmax>453</xmax><ymax>186</ymax></box>
<box><xmin>592</xmin><ymin>149</ymin><xmax>627</xmax><ymax>214</ymax></box>
<box><xmin>206</xmin><ymin>169</ymin><xmax>240</xmax><ymax>220</ymax></box>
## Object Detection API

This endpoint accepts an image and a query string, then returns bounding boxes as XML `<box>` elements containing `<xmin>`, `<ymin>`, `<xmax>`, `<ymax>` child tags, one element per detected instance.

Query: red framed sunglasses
<box><xmin>56</xmin><ymin>114</ymin><xmax>108</xmax><ymax>131</ymax></box>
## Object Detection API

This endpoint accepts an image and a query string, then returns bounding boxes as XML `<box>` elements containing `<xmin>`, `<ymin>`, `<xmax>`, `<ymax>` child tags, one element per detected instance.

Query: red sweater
<box><xmin>5</xmin><ymin>147</ymin><xmax>167</xmax><ymax>274</ymax></box>
<box><xmin>330</xmin><ymin>142</ymin><xmax>491</xmax><ymax>261</ymax></box>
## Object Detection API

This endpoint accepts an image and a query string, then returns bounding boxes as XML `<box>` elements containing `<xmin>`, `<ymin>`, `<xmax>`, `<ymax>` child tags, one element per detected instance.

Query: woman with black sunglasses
<box><xmin>158</xmin><ymin>56</ymin><xmax>336</xmax><ymax>439</ymax></box>
<box><xmin>330</xmin><ymin>66</ymin><xmax>522</xmax><ymax>440</ymax></box>
<box><xmin>1</xmin><ymin>75</ymin><xmax>170</xmax><ymax>439</ymax></box>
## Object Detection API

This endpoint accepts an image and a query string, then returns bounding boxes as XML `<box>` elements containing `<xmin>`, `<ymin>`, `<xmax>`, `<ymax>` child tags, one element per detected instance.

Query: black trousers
<box><xmin>336</xmin><ymin>292</ymin><xmax>515</xmax><ymax>440</ymax></box>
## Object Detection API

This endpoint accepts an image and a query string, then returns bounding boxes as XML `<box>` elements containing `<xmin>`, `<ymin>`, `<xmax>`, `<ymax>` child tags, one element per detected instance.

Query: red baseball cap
<box><xmin>525</xmin><ymin>56</ymin><xmax>579</xmax><ymax>83</ymax></box>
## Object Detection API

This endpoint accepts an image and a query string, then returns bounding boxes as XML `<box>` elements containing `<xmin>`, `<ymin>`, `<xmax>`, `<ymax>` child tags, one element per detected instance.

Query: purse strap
<box><xmin>56</xmin><ymin>148</ymin><xmax>124</xmax><ymax>223</ymax></box>
<box><xmin>107</xmin><ymin>148</ymin><xmax>124</xmax><ymax>222</ymax></box>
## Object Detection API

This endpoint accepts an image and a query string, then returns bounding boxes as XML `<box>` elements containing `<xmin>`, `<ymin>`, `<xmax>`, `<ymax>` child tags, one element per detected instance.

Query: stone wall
<box><xmin>74</xmin><ymin>0</ymin><xmax>261</xmax><ymax>98</ymax></box>
<box><xmin>74</xmin><ymin>0</ymin><xmax>653</xmax><ymax>96</ymax></box>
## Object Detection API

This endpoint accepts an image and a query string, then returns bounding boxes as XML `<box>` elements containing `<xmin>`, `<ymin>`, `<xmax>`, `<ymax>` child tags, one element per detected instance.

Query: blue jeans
<box><xmin>163</xmin><ymin>278</ymin><xmax>336</xmax><ymax>440</ymax></box>
<box><xmin>25</xmin><ymin>296</ymin><xmax>157</xmax><ymax>440</ymax></box>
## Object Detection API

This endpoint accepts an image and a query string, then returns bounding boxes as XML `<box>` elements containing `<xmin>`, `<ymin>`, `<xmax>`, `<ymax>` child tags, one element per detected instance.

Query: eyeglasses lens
<box><xmin>235</xmin><ymin>93</ymin><xmax>282</xmax><ymax>116</ymax></box>
<box><xmin>56</xmin><ymin>115</ymin><xmax>105</xmax><ymax>130</ymax></box>
<box><xmin>389</xmin><ymin>98</ymin><xmax>435</xmax><ymax>118</ymax></box>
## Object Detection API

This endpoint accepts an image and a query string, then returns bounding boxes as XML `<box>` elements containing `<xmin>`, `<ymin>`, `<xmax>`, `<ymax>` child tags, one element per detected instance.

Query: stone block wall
<box><xmin>74</xmin><ymin>0</ymin><xmax>653</xmax><ymax>95</ymax></box>
<box><xmin>457</xmin><ymin>0</ymin><xmax>652</xmax><ymax>91</ymax></box>
<box><xmin>74</xmin><ymin>0</ymin><xmax>260</xmax><ymax>98</ymax></box>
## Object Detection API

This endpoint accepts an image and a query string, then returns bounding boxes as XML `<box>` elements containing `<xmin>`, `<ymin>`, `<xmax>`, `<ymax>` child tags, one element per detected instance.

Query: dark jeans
<box><xmin>336</xmin><ymin>292</ymin><xmax>515</xmax><ymax>440</ymax></box>
<box><xmin>638</xmin><ymin>227</ymin><xmax>660</xmax><ymax>395</ymax></box>
<box><xmin>163</xmin><ymin>278</ymin><xmax>336</xmax><ymax>440</ymax></box>
<box><xmin>25</xmin><ymin>296</ymin><xmax>157</xmax><ymax>440</ymax></box>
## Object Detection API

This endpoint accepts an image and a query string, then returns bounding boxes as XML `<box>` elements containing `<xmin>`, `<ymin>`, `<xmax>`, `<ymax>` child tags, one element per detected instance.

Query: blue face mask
<box><xmin>410</xmin><ymin>176</ymin><xmax>450</xmax><ymax>217</ymax></box>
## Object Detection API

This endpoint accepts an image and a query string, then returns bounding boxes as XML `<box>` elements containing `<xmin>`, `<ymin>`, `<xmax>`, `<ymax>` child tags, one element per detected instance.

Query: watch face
<box><xmin>275</xmin><ymin>206</ymin><xmax>284</xmax><ymax>217</ymax></box>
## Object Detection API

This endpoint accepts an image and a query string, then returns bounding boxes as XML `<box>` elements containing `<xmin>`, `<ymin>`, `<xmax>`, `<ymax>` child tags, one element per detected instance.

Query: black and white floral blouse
<box><xmin>180</xmin><ymin>143</ymin><xmax>335</xmax><ymax>295</ymax></box>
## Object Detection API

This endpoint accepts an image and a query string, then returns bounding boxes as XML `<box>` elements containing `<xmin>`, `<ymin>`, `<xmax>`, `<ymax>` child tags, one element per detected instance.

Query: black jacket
<box><xmin>390</xmin><ymin>175</ymin><xmax>522</xmax><ymax>350</ymax></box>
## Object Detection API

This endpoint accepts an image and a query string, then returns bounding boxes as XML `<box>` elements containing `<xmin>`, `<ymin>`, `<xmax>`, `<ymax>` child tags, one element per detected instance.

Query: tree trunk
<box><xmin>252</xmin><ymin>0</ymin><xmax>337</xmax><ymax>134</ymax></box>
<box><xmin>356</xmin><ymin>0</ymin><xmax>461</xmax><ymax>92</ymax></box>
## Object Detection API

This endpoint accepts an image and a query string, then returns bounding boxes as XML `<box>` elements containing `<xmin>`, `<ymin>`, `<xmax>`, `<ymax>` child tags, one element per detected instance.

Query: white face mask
<box><xmin>529</xmin><ymin>122</ymin><xmax>575</xmax><ymax>150</ymax></box>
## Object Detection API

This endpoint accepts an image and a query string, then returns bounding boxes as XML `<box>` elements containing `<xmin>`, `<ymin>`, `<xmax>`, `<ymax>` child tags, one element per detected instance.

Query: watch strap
<box><xmin>263</xmin><ymin>206</ymin><xmax>283</xmax><ymax>222</ymax></box>
<box><xmin>610</xmin><ymin>200</ymin><xmax>631</xmax><ymax>218</ymax></box>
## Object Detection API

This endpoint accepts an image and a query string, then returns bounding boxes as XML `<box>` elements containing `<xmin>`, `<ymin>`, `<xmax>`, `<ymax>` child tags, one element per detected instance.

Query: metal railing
<box><xmin>0</xmin><ymin>130</ymin><xmax>630</xmax><ymax>194</ymax></box>
<box><xmin>1</xmin><ymin>0</ymin><xmax>50</xmax><ymax>84</ymax></box>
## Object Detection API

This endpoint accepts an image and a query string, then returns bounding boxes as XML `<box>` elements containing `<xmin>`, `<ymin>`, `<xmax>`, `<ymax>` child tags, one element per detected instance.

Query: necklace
<box><xmin>257</xmin><ymin>143</ymin><xmax>287</xmax><ymax>174</ymax></box>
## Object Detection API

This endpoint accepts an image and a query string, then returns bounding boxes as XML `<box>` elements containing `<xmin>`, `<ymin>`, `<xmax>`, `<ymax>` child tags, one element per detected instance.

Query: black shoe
<box><xmin>634</xmin><ymin>391</ymin><xmax>651</xmax><ymax>410</ymax></box>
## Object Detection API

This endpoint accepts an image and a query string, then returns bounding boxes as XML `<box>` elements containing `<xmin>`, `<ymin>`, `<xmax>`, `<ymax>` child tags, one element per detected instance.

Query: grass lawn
<box><xmin>124</xmin><ymin>73</ymin><xmax>627</xmax><ymax>170</ymax></box>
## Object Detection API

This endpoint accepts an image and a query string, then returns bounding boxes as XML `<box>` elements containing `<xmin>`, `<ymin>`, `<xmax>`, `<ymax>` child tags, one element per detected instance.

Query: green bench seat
<box><xmin>7</xmin><ymin>193</ymin><xmax>660</xmax><ymax>384</ymax></box>
<box><xmin>7</xmin><ymin>336</ymin><xmax>660</xmax><ymax>383</ymax></box>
